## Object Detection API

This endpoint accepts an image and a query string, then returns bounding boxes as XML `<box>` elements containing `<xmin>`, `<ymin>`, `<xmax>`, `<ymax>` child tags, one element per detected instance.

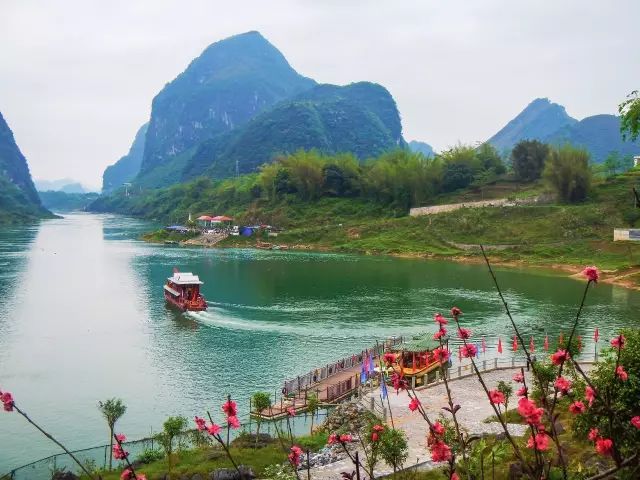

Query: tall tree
<box><xmin>98</xmin><ymin>398</ymin><xmax>127</xmax><ymax>470</ymax></box>
<box><xmin>511</xmin><ymin>140</ymin><xmax>550</xmax><ymax>182</ymax></box>
<box><xmin>543</xmin><ymin>145</ymin><xmax>592</xmax><ymax>203</ymax></box>
<box><xmin>619</xmin><ymin>90</ymin><xmax>640</xmax><ymax>141</ymax></box>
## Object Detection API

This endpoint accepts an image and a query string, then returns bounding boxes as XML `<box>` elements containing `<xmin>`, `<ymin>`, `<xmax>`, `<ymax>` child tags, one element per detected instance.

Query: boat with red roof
<box><xmin>164</xmin><ymin>269</ymin><xmax>207</xmax><ymax>311</ymax></box>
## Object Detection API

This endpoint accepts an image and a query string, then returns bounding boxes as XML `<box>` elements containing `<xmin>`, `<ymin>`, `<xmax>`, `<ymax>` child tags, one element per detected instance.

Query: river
<box><xmin>1</xmin><ymin>213</ymin><xmax>639</xmax><ymax>471</ymax></box>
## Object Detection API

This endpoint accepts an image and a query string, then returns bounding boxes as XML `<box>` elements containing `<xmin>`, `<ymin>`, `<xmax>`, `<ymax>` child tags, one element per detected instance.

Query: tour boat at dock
<box><xmin>164</xmin><ymin>270</ymin><xmax>207</xmax><ymax>311</ymax></box>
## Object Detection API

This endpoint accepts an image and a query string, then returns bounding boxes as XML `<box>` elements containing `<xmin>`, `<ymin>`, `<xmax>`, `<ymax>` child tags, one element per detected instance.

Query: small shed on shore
<box><xmin>614</xmin><ymin>229</ymin><xmax>640</xmax><ymax>241</ymax></box>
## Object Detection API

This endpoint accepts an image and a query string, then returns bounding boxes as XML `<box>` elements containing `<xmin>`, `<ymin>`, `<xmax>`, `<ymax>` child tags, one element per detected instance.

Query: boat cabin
<box><xmin>387</xmin><ymin>335</ymin><xmax>449</xmax><ymax>387</ymax></box>
<box><xmin>164</xmin><ymin>272</ymin><xmax>207</xmax><ymax>311</ymax></box>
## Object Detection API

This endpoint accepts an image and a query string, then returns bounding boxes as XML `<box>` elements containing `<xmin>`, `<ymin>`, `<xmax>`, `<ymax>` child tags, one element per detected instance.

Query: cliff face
<box><xmin>0</xmin><ymin>111</ymin><xmax>52</xmax><ymax>222</ymax></box>
<box><xmin>102</xmin><ymin>123</ymin><xmax>148</xmax><ymax>192</ymax></box>
<box><xmin>137</xmin><ymin>31</ymin><xmax>316</xmax><ymax>185</ymax></box>
<box><xmin>488</xmin><ymin>98</ymin><xmax>577</xmax><ymax>152</ymax></box>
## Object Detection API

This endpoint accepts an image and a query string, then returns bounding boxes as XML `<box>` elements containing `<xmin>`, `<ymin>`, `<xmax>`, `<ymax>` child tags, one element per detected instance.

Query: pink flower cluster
<box><xmin>328</xmin><ymin>433</ymin><xmax>353</xmax><ymax>444</ymax></box>
<box><xmin>554</xmin><ymin>376</ymin><xmax>572</xmax><ymax>395</ymax></box>
<box><xmin>112</xmin><ymin>434</ymin><xmax>129</xmax><ymax>460</ymax></box>
<box><xmin>288</xmin><ymin>445</ymin><xmax>303</xmax><ymax>467</ymax></box>
<box><xmin>517</xmin><ymin>398</ymin><xmax>544</xmax><ymax>430</ymax></box>
<box><xmin>370</xmin><ymin>424</ymin><xmax>385</xmax><ymax>442</ymax></box>
<box><xmin>488</xmin><ymin>390</ymin><xmax>505</xmax><ymax>405</ymax></box>
<box><xmin>586</xmin><ymin>427</ymin><xmax>615</xmax><ymax>457</ymax></box>
<box><xmin>222</xmin><ymin>399</ymin><xmax>241</xmax><ymax>430</ymax></box>
<box><xmin>120</xmin><ymin>469</ymin><xmax>146</xmax><ymax>480</ymax></box>
<box><xmin>582</xmin><ymin>266</ymin><xmax>599</xmax><ymax>283</ymax></box>
<box><xmin>611</xmin><ymin>334</ymin><xmax>626</xmax><ymax>349</ymax></box>
<box><xmin>427</xmin><ymin>421</ymin><xmax>451</xmax><ymax>462</ymax></box>
<box><xmin>550</xmin><ymin>349</ymin><xmax>569</xmax><ymax>366</ymax></box>
<box><xmin>194</xmin><ymin>416</ymin><xmax>222</xmax><ymax>437</ymax></box>
<box><xmin>0</xmin><ymin>390</ymin><xmax>14</xmax><ymax>412</ymax></box>
<box><xmin>390</xmin><ymin>372</ymin><xmax>408</xmax><ymax>393</ymax></box>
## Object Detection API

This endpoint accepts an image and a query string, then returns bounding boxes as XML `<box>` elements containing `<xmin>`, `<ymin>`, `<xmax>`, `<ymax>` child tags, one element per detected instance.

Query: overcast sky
<box><xmin>1</xmin><ymin>0</ymin><xmax>638</xmax><ymax>189</ymax></box>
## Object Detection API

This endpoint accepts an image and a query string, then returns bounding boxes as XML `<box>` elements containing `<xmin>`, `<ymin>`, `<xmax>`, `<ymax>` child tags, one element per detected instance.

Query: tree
<box><xmin>496</xmin><ymin>380</ymin><xmax>513</xmax><ymax>413</ymax></box>
<box><xmin>619</xmin><ymin>90</ymin><xmax>640</xmax><ymax>141</ymax></box>
<box><xmin>156</xmin><ymin>416</ymin><xmax>187</xmax><ymax>474</ymax></box>
<box><xmin>252</xmin><ymin>392</ymin><xmax>272</xmax><ymax>447</ymax></box>
<box><xmin>603</xmin><ymin>151</ymin><xmax>622</xmax><ymax>177</ymax></box>
<box><xmin>306</xmin><ymin>393</ymin><xmax>320</xmax><ymax>434</ymax></box>
<box><xmin>543</xmin><ymin>145</ymin><xmax>592</xmax><ymax>203</ymax></box>
<box><xmin>441</xmin><ymin>162</ymin><xmax>474</xmax><ymax>192</ymax></box>
<box><xmin>378</xmin><ymin>428</ymin><xmax>408</xmax><ymax>474</ymax></box>
<box><xmin>98</xmin><ymin>398</ymin><xmax>127</xmax><ymax>470</ymax></box>
<box><xmin>475</xmin><ymin>142</ymin><xmax>506</xmax><ymax>175</ymax></box>
<box><xmin>511</xmin><ymin>140</ymin><xmax>550</xmax><ymax>182</ymax></box>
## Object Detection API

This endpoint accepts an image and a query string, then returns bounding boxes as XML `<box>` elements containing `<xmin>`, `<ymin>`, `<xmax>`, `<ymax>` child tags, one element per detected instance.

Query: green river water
<box><xmin>1</xmin><ymin>213</ymin><xmax>639</xmax><ymax>472</ymax></box>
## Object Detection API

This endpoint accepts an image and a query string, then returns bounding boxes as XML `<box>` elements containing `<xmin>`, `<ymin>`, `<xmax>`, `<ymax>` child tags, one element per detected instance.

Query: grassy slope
<box><xmin>219</xmin><ymin>171</ymin><xmax>640</xmax><ymax>282</ymax></box>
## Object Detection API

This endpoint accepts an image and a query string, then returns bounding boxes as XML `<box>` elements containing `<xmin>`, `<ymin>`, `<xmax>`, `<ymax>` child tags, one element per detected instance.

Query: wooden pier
<box><xmin>251</xmin><ymin>337</ymin><xmax>403</xmax><ymax>419</ymax></box>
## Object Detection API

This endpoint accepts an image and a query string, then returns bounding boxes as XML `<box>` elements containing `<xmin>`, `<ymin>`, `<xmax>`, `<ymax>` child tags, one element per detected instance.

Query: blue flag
<box><xmin>369</xmin><ymin>354</ymin><xmax>375</xmax><ymax>374</ymax></box>
<box><xmin>361</xmin><ymin>361</ymin><xmax>367</xmax><ymax>383</ymax></box>
<box><xmin>380</xmin><ymin>376</ymin><xmax>388</xmax><ymax>399</ymax></box>
<box><xmin>476</xmin><ymin>343</ymin><xmax>481</xmax><ymax>358</ymax></box>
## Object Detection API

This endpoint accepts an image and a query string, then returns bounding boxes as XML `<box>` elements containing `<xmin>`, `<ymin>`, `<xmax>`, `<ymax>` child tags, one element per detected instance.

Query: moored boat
<box><xmin>164</xmin><ymin>270</ymin><xmax>207</xmax><ymax>311</ymax></box>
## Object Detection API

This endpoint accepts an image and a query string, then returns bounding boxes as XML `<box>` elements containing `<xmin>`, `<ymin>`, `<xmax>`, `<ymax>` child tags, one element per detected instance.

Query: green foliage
<box><xmin>98</xmin><ymin>398</ymin><xmax>127</xmax><ymax>470</ymax></box>
<box><xmin>135</xmin><ymin>448</ymin><xmax>165</xmax><ymax>464</ymax></box>
<box><xmin>466</xmin><ymin>438</ymin><xmax>508</xmax><ymax>479</ymax></box>
<box><xmin>38</xmin><ymin>191</ymin><xmax>99</xmax><ymax>212</ymax></box>
<box><xmin>496</xmin><ymin>380</ymin><xmax>513</xmax><ymax>412</ymax></box>
<box><xmin>619</xmin><ymin>90</ymin><xmax>640</xmax><ymax>142</ymax></box>
<box><xmin>511</xmin><ymin>140</ymin><xmax>550</xmax><ymax>182</ymax></box>
<box><xmin>262</xmin><ymin>463</ymin><xmax>297</xmax><ymax>480</ymax></box>
<box><xmin>573</xmin><ymin>328</ymin><xmax>640</xmax><ymax>457</ymax></box>
<box><xmin>543</xmin><ymin>144</ymin><xmax>592</xmax><ymax>203</ymax></box>
<box><xmin>156</xmin><ymin>415</ymin><xmax>188</xmax><ymax>461</ymax></box>
<box><xmin>378</xmin><ymin>427</ymin><xmax>409</xmax><ymax>472</ymax></box>
<box><xmin>252</xmin><ymin>392</ymin><xmax>272</xmax><ymax>413</ymax></box>
<box><xmin>306</xmin><ymin>393</ymin><xmax>320</xmax><ymax>433</ymax></box>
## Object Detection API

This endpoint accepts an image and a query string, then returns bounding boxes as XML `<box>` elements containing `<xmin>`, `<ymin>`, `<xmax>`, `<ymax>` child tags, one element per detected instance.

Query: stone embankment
<box><xmin>409</xmin><ymin>195</ymin><xmax>548</xmax><ymax>217</ymax></box>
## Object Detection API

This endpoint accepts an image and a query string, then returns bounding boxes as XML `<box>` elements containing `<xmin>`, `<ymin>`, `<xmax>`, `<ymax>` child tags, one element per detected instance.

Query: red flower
<box><xmin>631</xmin><ymin>416</ymin><xmax>640</xmax><ymax>429</ymax></box>
<box><xmin>585</xmin><ymin>386</ymin><xmax>596</xmax><ymax>407</ymax></box>
<box><xmin>461</xmin><ymin>344</ymin><xmax>477</xmax><ymax>358</ymax></box>
<box><xmin>582</xmin><ymin>266</ymin><xmax>599</xmax><ymax>283</ymax></box>
<box><xmin>383</xmin><ymin>352</ymin><xmax>396</xmax><ymax>365</ymax></box>
<box><xmin>433</xmin><ymin>347</ymin><xmax>450</xmax><ymax>364</ymax></box>
<box><xmin>121</xmin><ymin>470</ymin><xmax>146</xmax><ymax>480</ymax></box>
<box><xmin>488</xmin><ymin>390</ymin><xmax>505</xmax><ymax>405</ymax></box>
<box><xmin>227</xmin><ymin>415</ymin><xmax>241</xmax><ymax>429</ymax></box>
<box><xmin>339</xmin><ymin>434</ymin><xmax>353</xmax><ymax>443</ymax></box>
<box><xmin>207</xmin><ymin>423</ymin><xmax>221</xmax><ymax>436</ymax></box>
<box><xmin>554</xmin><ymin>376</ymin><xmax>572</xmax><ymax>394</ymax></box>
<box><xmin>371</xmin><ymin>432</ymin><xmax>379</xmax><ymax>442</ymax></box>
<box><xmin>569</xmin><ymin>401</ymin><xmax>586</xmax><ymax>414</ymax></box>
<box><xmin>512</xmin><ymin>372</ymin><xmax>524</xmax><ymax>383</ymax></box>
<box><xmin>409</xmin><ymin>397</ymin><xmax>421</xmax><ymax>412</ymax></box>
<box><xmin>373</xmin><ymin>424</ymin><xmax>385</xmax><ymax>432</ymax></box>
<box><xmin>595</xmin><ymin>438</ymin><xmax>613</xmax><ymax>456</ymax></box>
<box><xmin>194</xmin><ymin>416</ymin><xmax>207</xmax><ymax>431</ymax></box>
<box><xmin>288</xmin><ymin>445</ymin><xmax>303</xmax><ymax>466</ymax></box>
<box><xmin>433</xmin><ymin>327</ymin><xmax>447</xmax><ymax>340</ymax></box>
<box><xmin>457</xmin><ymin>327</ymin><xmax>472</xmax><ymax>340</ymax></box>
<box><xmin>429</xmin><ymin>440</ymin><xmax>452</xmax><ymax>462</ymax></box>
<box><xmin>328</xmin><ymin>433</ymin><xmax>338</xmax><ymax>444</ymax></box>
<box><xmin>222</xmin><ymin>399</ymin><xmax>238</xmax><ymax>417</ymax></box>
<box><xmin>115</xmin><ymin>433</ymin><xmax>126</xmax><ymax>443</ymax></box>
<box><xmin>431</xmin><ymin>421</ymin><xmax>445</xmax><ymax>436</ymax></box>
<box><xmin>516</xmin><ymin>386</ymin><xmax>528</xmax><ymax>397</ymax></box>
<box><xmin>526</xmin><ymin>432</ymin><xmax>549</xmax><ymax>451</ymax></box>
<box><xmin>550</xmin><ymin>349</ymin><xmax>569</xmax><ymax>366</ymax></box>
<box><xmin>113</xmin><ymin>444</ymin><xmax>129</xmax><ymax>460</ymax></box>
<box><xmin>450</xmin><ymin>307</ymin><xmax>462</xmax><ymax>317</ymax></box>
<box><xmin>287</xmin><ymin>407</ymin><xmax>296</xmax><ymax>417</ymax></box>
<box><xmin>616</xmin><ymin>365</ymin><xmax>628</xmax><ymax>381</ymax></box>
<box><xmin>588</xmin><ymin>428</ymin><xmax>599</xmax><ymax>441</ymax></box>
<box><xmin>517</xmin><ymin>398</ymin><xmax>544</xmax><ymax>427</ymax></box>
<box><xmin>611</xmin><ymin>335</ymin><xmax>626</xmax><ymax>349</ymax></box>
<box><xmin>451</xmin><ymin>473</ymin><xmax>459</xmax><ymax>480</ymax></box>
<box><xmin>434</xmin><ymin>313</ymin><xmax>448</xmax><ymax>326</ymax></box>
<box><xmin>391</xmin><ymin>373</ymin><xmax>408</xmax><ymax>392</ymax></box>
<box><xmin>1</xmin><ymin>391</ymin><xmax>14</xmax><ymax>412</ymax></box>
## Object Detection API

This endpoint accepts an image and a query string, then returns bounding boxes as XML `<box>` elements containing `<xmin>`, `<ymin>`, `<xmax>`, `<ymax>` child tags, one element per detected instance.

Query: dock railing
<box><xmin>282</xmin><ymin>336</ymin><xmax>404</xmax><ymax>396</ymax></box>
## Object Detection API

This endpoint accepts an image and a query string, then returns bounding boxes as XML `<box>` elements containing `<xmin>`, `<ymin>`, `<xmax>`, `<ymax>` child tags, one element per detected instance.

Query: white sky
<box><xmin>1</xmin><ymin>0</ymin><xmax>638</xmax><ymax>189</ymax></box>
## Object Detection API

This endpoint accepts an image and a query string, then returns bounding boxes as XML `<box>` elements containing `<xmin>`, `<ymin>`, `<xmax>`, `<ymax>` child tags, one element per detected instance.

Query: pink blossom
<box><xmin>569</xmin><ymin>401</ymin><xmax>586</xmax><ymax>414</ymax></box>
<box><xmin>390</xmin><ymin>372</ymin><xmax>408</xmax><ymax>392</ymax></box>
<box><xmin>194</xmin><ymin>416</ymin><xmax>207</xmax><ymax>431</ymax></box>
<box><xmin>429</xmin><ymin>439</ymin><xmax>452</xmax><ymax>462</ymax></box>
<box><xmin>431</xmin><ymin>421</ymin><xmax>445</xmax><ymax>436</ymax></box>
<box><xmin>434</xmin><ymin>313</ymin><xmax>448</xmax><ymax>326</ymax></box>
<box><xmin>526</xmin><ymin>433</ymin><xmax>549</xmax><ymax>451</ymax></box>
<box><xmin>461</xmin><ymin>344</ymin><xmax>477</xmax><ymax>358</ymax></box>
<box><xmin>588</xmin><ymin>428</ymin><xmax>599</xmax><ymax>441</ymax></box>
<box><xmin>582</xmin><ymin>266</ymin><xmax>599</xmax><ymax>283</ymax></box>
<box><xmin>595</xmin><ymin>438</ymin><xmax>613</xmax><ymax>456</ymax></box>
<box><xmin>222</xmin><ymin>399</ymin><xmax>238</xmax><ymax>417</ymax></box>
<box><xmin>450</xmin><ymin>307</ymin><xmax>462</xmax><ymax>317</ymax></box>
<box><xmin>585</xmin><ymin>386</ymin><xmax>596</xmax><ymax>407</ymax></box>
<box><xmin>516</xmin><ymin>386</ymin><xmax>528</xmax><ymax>397</ymax></box>
<box><xmin>616</xmin><ymin>365</ymin><xmax>628</xmax><ymax>381</ymax></box>
<box><xmin>383</xmin><ymin>352</ymin><xmax>396</xmax><ymax>365</ymax></box>
<box><xmin>433</xmin><ymin>327</ymin><xmax>447</xmax><ymax>340</ymax></box>
<box><xmin>115</xmin><ymin>433</ymin><xmax>126</xmax><ymax>443</ymax></box>
<box><xmin>550</xmin><ymin>349</ymin><xmax>569</xmax><ymax>366</ymax></box>
<box><xmin>512</xmin><ymin>372</ymin><xmax>524</xmax><ymax>383</ymax></box>
<box><xmin>339</xmin><ymin>434</ymin><xmax>353</xmax><ymax>443</ymax></box>
<box><xmin>457</xmin><ymin>327</ymin><xmax>472</xmax><ymax>340</ymax></box>
<box><xmin>488</xmin><ymin>390</ymin><xmax>505</xmax><ymax>405</ymax></box>
<box><xmin>121</xmin><ymin>472</ymin><xmax>146</xmax><ymax>480</ymax></box>
<box><xmin>433</xmin><ymin>347</ymin><xmax>450</xmax><ymax>364</ymax></box>
<box><xmin>288</xmin><ymin>445</ymin><xmax>303</xmax><ymax>466</ymax></box>
<box><xmin>328</xmin><ymin>433</ymin><xmax>338</xmax><ymax>444</ymax></box>
<box><xmin>371</xmin><ymin>432</ymin><xmax>379</xmax><ymax>442</ymax></box>
<box><xmin>631</xmin><ymin>416</ymin><xmax>640</xmax><ymax>429</ymax></box>
<box><xmin>227</xmin><ymin>415</ymin><xmax>241</xmax><ymax>429</ymax></box>
<box><xmin>517</xmin><ymin>397</ymin><xmax>544</xmax><ymax>427</ymax></box>
<box><xmin>1</xmin><ymin>391</ymin><xmax>14</xmax><ymax>412</ymax></box>
<box><xmin>611</xmin><ymin>335</ymin><xmax>626</xmax><ymax>349</ymax></box>
<box><xmin>409</xmin><ymin>397</ymin><xmax>421</xmax><ymax>412</ymax></box>
<box><xmin>554</xmin><ymin>376</ymin><xmax>572</xmax><ymax>394</ymax></box>
<box><xmin>113</xmin><ymin>444</ymin><xmax>128</xmax><ymax>460</ymax></box>
<box><xmin>207</xmin><ymin>423</ymin><xmax>221</xmax><ymax>436</ymax></box>
<box><xmin>373</xmin><ymin>424</ymin><xmax>385</xmax><ymax>432</ymax></box>
<box><xmin>451</xmin><ymin>473</ymin><xmax>459</xmax><ymax>480</ymax></box>
<box><xmin>287</xmin><ymin>407</ymin><xmax>296</xmax><ymax>417</ymax></box>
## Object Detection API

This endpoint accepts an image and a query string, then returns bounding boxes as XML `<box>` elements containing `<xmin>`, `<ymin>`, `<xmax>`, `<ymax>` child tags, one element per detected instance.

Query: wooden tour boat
<box><xmin>387</xmin><ymin>335</ymin><xmax>450</xmax><ymax>387</ymax></box>
<box><xmin>164</xmin><ymin>269</ymin><xmax>207</xmax><ymax>311</ymax></box>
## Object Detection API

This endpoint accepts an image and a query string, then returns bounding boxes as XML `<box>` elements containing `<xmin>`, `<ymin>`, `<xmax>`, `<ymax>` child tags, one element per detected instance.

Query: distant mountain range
<box><xmin>35</xmin><ymin>178</ymin><xmax>95</xmax><ymax>193</ymax></box>
<box><xmin>102</xmin><ymin>31</ymin><xmax>404</xmax><ymax>191</ymax></box>
<box><xmin>0</xmin><ymin>111</ymin><xmax>52</xmax><ymax>222</ymax></box>
<box><xmin>488</xmin><ymin>98</ymin><xmax>639</xmax><ymax>162</ymax></box>
<box><xmin>408</xmin><ymin>140</ymin><xmax>435</xmax><ymax>157</ymax></box>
